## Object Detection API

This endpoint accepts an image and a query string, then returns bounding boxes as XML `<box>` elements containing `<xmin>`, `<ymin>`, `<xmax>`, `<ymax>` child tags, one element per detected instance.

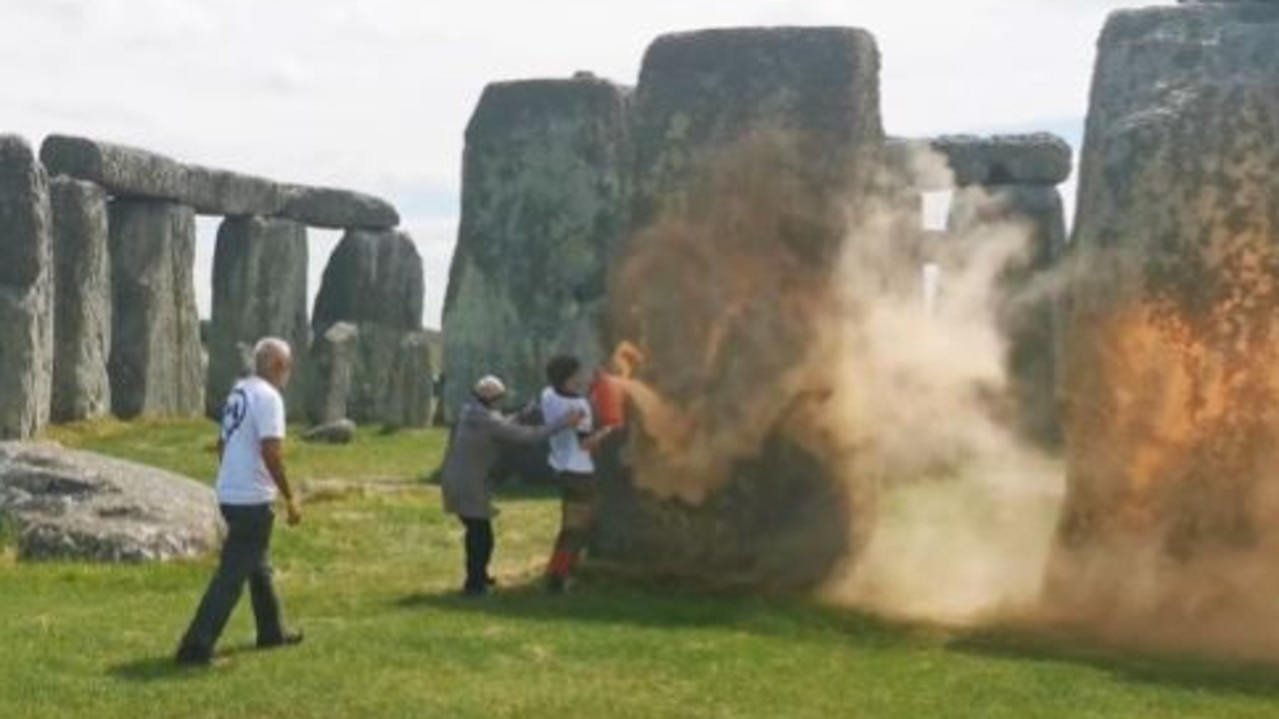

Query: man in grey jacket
<box><xmin>441</xmin><ymin>375</ymin><xmax>582</xmax><ymax>595</ymax></box>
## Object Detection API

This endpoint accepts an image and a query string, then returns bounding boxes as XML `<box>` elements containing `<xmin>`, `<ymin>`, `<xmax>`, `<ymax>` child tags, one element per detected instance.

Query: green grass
<box><xmin>41</xmin><ymin>418</ymin><xmax>447</xmax><ymax>485</ymax></box>
<box><xmin>3</xmin><ymin>421</ymin><xmax>1279</xmax><ymax>717</ymax></box>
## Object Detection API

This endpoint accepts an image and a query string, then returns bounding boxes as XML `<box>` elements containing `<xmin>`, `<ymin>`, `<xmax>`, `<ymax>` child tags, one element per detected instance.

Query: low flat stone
<box><xmin>302</xmin><ymin>419</ymin><xmax>357</xmax><ymax>445</ymax></box>
<box><xmin>0</xmin><ymin>442</ymin><xmax>223</xmax><ymax>562</ymax></box>
<box><xmin>279</xmin><ymin>185</ymin><xmax>399</xmax><ymax>230</ymax></box>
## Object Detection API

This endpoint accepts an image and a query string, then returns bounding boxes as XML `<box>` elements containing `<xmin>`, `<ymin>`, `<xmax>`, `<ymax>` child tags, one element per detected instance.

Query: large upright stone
<box><xmin>49</xmin><ymin>177</ymin><xmax>112</xmax><ymax>423</ymax></box>
<box><xmin>107</xmin><ymin>201</ymin><xmax>203</xmax><ymax>419</ymax></box>
<box><xmin>312</xmin><ymin>230</ymin><xmax>425</xmax><ymax>425</ymax></box>
<box><xmin>1053</xmin><ymin>1</ymin><xmax>1279</xmax><ymax>625</ymax></box>
<box><xmin>442</xmin><ymin>75</ymin><xmax>632</xmax><ymax>418</ymax></box>
<box><xmin>948</xmin><ymin>184</ymin><xmax>1067</xmax><ymax>448</ymax></box>
<box><xmin>597</xmin><ymin>27</ymin><xmax>883</xmax><ymax>588</ymax></box>
<box><xmin>207</xmin><ymin>217</ymin><xmax>309</xmax><ymax>417</ymax></box>
<box><xmin>0</xmin><ymin>136</ymin><xmax>54</xmax><ymax>439</ymax></box>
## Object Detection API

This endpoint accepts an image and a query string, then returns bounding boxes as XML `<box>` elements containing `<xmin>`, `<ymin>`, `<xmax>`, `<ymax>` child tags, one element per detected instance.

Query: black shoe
<box><xmin>175</xmin><ymin>644</ymin><xmax>212</xmax><ymax>667</ymax></box>
<box><xmin>257</xmin><ymin>631</ymin><xmax>304</xmax><ymax>650</ymax></box>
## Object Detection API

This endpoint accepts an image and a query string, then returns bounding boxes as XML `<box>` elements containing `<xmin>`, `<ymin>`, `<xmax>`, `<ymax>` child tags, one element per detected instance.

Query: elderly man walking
<box><xmin>176</xmin><ymin>338</ymin><xmax>304</xmax><ymax>666</ymax></box>
<box><xmin>440</xmin><ymin>375</ymin><xmax>582</xmax><ymax>596</ymax></box>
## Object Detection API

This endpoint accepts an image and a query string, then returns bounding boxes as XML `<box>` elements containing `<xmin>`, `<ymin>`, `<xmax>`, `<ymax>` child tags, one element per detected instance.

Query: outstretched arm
<box><xmin>486</xmin><ymin>408</ymin><xmax>581</xmax><ymax>445</ymax></box>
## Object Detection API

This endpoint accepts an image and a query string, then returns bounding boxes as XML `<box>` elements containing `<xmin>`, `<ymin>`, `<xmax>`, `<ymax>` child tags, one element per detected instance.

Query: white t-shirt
<box><xmin>216</xmin><ymin>376</ymin><xmax>287</xmax><ymax>505</ymax></box>
<box><xmin>541</xmin><ymin>386</ymin><xmax>595</xmax><ymax>474</ymax></box>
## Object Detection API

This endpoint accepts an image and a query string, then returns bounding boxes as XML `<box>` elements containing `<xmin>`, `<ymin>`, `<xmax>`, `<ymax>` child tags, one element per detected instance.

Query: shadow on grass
<box><xmin>397</xmin><ymin>570</ymin><xmax>916</xmax><ymax>650</ymax></box>
<box><xmin>403</xmin><ymin>571</ymin><xmax>1279</xmax><ymax>701</ymax></box>
<box><xmin>108</xmin><ymin>642</ymin><xmax>260</xmax><ymax>683</ymax></box>
<box><xmin>951</xmin><ymin>629</ymin><xmax>1279</xmax><ymax>700</ymax></box>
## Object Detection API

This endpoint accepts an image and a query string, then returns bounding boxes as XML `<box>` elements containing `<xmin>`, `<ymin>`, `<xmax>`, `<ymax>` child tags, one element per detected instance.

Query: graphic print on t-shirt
<box><xmin>222</xmin><ymin>388</ymin><xmax>249</xmax><ymax>443</ymax></box>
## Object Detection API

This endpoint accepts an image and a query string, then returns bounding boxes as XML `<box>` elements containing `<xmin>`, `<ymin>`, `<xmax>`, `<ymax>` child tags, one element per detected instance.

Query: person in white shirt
<box><xmin>176</xmin><ymin>338</ymin><xmax>303</xmax><ymax>666</ymax></box>
<box><xmin>540</xmin><ymin>354</ymin><xmax>616</xmax><ymax>593</ymax></box>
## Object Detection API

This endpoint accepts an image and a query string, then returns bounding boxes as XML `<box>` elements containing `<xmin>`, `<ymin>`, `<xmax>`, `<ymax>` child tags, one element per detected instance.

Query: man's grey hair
<box><xmin>254</xmin><ymin>337</ymin><xmax>293</xmax><ymax>376</ymax></box>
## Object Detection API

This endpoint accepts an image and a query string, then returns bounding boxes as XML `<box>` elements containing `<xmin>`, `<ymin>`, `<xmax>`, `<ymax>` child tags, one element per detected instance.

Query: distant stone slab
<box><xmin>41</xmin><ymin>134</ymin><xmax>399</xmax><ymax>227</ymax></box>
<box><xmin>185</xmin><ymin>164</ymin><xmax>285</xmax><ymax>217</ymax></box>
<box><xmin>40</xmin><ymin>134</ymin><xmax>186</xmax><ymax>202</ymax></box>
<box><xmin>0</xmin><ymin>135</ymin><xmax>54</xmax><ymax>440</ymax></box>
<box><xmin>0</xmin><ymin>442</ymin><xmax>222</xmax><ymax>562</ymax></box>
<box><xmin>304</xmin><ymin>321</ymin><xmax>359</xmax><ymax>426</ymax></box>
<box><xmin>930</xmin><ymin>134</ymin><xmax>1072</xmax><ymax>187</ymax></box>
<box><xmin>278</xmin><ymin>184</ymin><xmax>399</xmax><ymax>230</ymax></box>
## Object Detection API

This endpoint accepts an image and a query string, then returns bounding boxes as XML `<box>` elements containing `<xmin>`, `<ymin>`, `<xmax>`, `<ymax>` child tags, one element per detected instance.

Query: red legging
<box><xmin>546</xmin><ymin>472</ymin><xmax>597</xmax><ymax>579</ymax></box>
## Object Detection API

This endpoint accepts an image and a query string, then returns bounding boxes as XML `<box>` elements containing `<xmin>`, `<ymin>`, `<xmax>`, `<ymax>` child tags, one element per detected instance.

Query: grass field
<box><xmin>3</xmin><ymin>421</ymin><xmax>1279</xmax><ymax>717</ymax></box>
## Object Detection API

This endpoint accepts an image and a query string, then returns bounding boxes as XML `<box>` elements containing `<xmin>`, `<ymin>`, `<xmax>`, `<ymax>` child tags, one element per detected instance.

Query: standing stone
<box><xmin>312</xmin><ymin>230</ymin><xmax>425</xmax><ymax>426</ymax></box>
<box><xmin>107</xmin><ymin>201</ymin><xmax>203</xmax><ymax>419</ymax></box>
<box><xmin>597</xmin><ymin>27</ymin><xmax>883</xmax><ymax>588</ymax></box>
<box><xmin>207</xmin><ymin>217</ymin><xmax>308</xmax><ymax>417</ymax></box>
<box><xmin>948</xmin><ymin>184</ymin><xmax>1067</xmax><ymax>448</ymax></box>
<box><xmin>49</xmin><ymin>178</ymin><xmax>112</xmax><ymax>423</ymax></box>
<box><xmin>313</xmin><ymin>229</ymin><xmax>423</xmax><ymax>334</ymax></box>
<box><xmin>442</xmin><ymin>75</ymin><xmax>632</xmax><ymax>418</ymax></box>
<box><xmin>1053</xmin><ymin>2</ymin><xmax>1279</xmax><ymax>626</ymax></box>
<box><xmin>382</xmin><ymin>331</ymin><xmax>435</xmax><ymax>429</ymax></box>
<box><xmin>304</xmin><ymin>322</ymin><xmax>359</xmax><ymax>426</ymax></box>
<box><xmin>0</xmin><ymin>136</ymin><xmax>54</xmax><ymax>439</ymax></box>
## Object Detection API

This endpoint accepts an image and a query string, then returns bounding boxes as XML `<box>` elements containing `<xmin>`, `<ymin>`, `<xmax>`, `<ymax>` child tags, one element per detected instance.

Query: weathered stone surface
<box><xmin>1054</xmin><ymin>80</ymin><xmax>1279</xmax><ymax>618</ymax></box>
<box><xmin>206</xmin><ymin>216</ymin><xmax>309</xmax><ymax>418</ymax></box>
<box><xmin>279</xmin><ymin>184</ymin><xmax>399</xmax><ymax>230</ymax></box>
<box><xmin>302</xmin><ymin>419</ymin><xmax>357</xmax><ymax>445</ymax></box>
<box><xmin>929</xmin><ymin>134</ymin><xmax>1072</xmax><ymax>188</ymax></box>
<box><xmin>107</xmin><ymin>200</ymin><xmax>204</xmax><ymax>419</ymax></box>
<box><xmin>41</xmin><ymin>134</ymin><xmax>399</xmax><ymax>224</ymax></box>
<box><xmin>948</xmin><ymin>184</ymin><xmax>1067</xmax><ymax>448</ymax></box>
<box><xmin>596</xmin><ymin>27</ymin><xmax>883</xmax><ymax>588</ymax></box>
<box><xmin>1076</xmin><ymin>2</ymin><xmax>1279</xmax><ymax>228</ymax></box>
<box><xmin>0</xmin><ymin>136</ymin><xmax>54</xmax><ymax>440</ymax></box>
<box><xmin>41</xmin><ymin>135</ymin><xmax>186</xmax><ymax>201</ymax></box>
<box><xmin>304</xmin><ymin>321</ymin><xmax>359</xmax><ymax>426</ymax></box>
<box><xmin>50</xmin><ymin>177</ymin><xmax>112</xmax><ymax>423</ymax></box>
<box><xmin>442</xmin><ymin>76</ymin><xmax>632</xmax><ymax>418</ymax></box>
<box><xmin>629</xmin><ymin>27</ymin><xmax>882</xmax><ymax>228</ymax></box>
<box><xmin>0</xmin><ymin>442</ymin><xmax>222</xmax><ymax>562</ymax></box>
<box><xmin>382</xmin><ymin>331</ymin><xmax>435</xmax><ymax>429</ymax></box>
<box><xmin>184</xmin><ymin>165</ymin><xmax>284</xmax><ymax>217</ymax></box>
<box><xmin>313</xmin><ymin>229</ymin><xmax>423</xmax><ymax>333</ymax></box>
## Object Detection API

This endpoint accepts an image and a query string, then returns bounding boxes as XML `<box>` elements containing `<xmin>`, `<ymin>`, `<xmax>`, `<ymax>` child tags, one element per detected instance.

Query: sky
<box><xmin>0</xmin><ymin>0</ymin><xmax>1159</xmax><ymax>329</ymax></box>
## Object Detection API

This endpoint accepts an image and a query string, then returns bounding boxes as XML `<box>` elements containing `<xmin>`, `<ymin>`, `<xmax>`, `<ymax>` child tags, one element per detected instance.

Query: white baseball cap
<box><xmin>473</xmin><ymin>375</ymin><xmax>507</xmax><ymax>401</ymax></box>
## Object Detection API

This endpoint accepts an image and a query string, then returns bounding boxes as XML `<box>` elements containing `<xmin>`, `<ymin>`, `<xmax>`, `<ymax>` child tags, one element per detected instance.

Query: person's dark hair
<box><xmin>545</xmin><ymin>354</ymin><xmax>582</xmax><ymax>391</ymax></box>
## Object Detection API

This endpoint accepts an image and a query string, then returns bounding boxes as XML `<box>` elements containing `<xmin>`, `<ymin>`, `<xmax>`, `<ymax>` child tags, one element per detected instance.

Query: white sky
<box><xmin>0</xmin><ymin>0</ymin><xmax>1160</xmax><ymax>328</ymax></box>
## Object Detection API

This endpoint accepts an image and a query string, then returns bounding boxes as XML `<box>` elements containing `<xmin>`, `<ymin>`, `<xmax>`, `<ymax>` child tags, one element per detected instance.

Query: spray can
<box><xmin>591</xmin><ymin>371</ymin><xmax>627</xmax><ymax>428</ymax></box>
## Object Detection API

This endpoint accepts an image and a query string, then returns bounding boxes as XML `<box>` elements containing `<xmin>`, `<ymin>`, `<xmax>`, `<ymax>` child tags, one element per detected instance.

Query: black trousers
<box><xmin>460</xmin><ymin>517</ymin><xmax>494</xmax><ymax>591</ymax></box>
<box><xmin>179</xmin><ymin>504</ymin><xmax>286</xmax><ymax>656</ymax></box>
